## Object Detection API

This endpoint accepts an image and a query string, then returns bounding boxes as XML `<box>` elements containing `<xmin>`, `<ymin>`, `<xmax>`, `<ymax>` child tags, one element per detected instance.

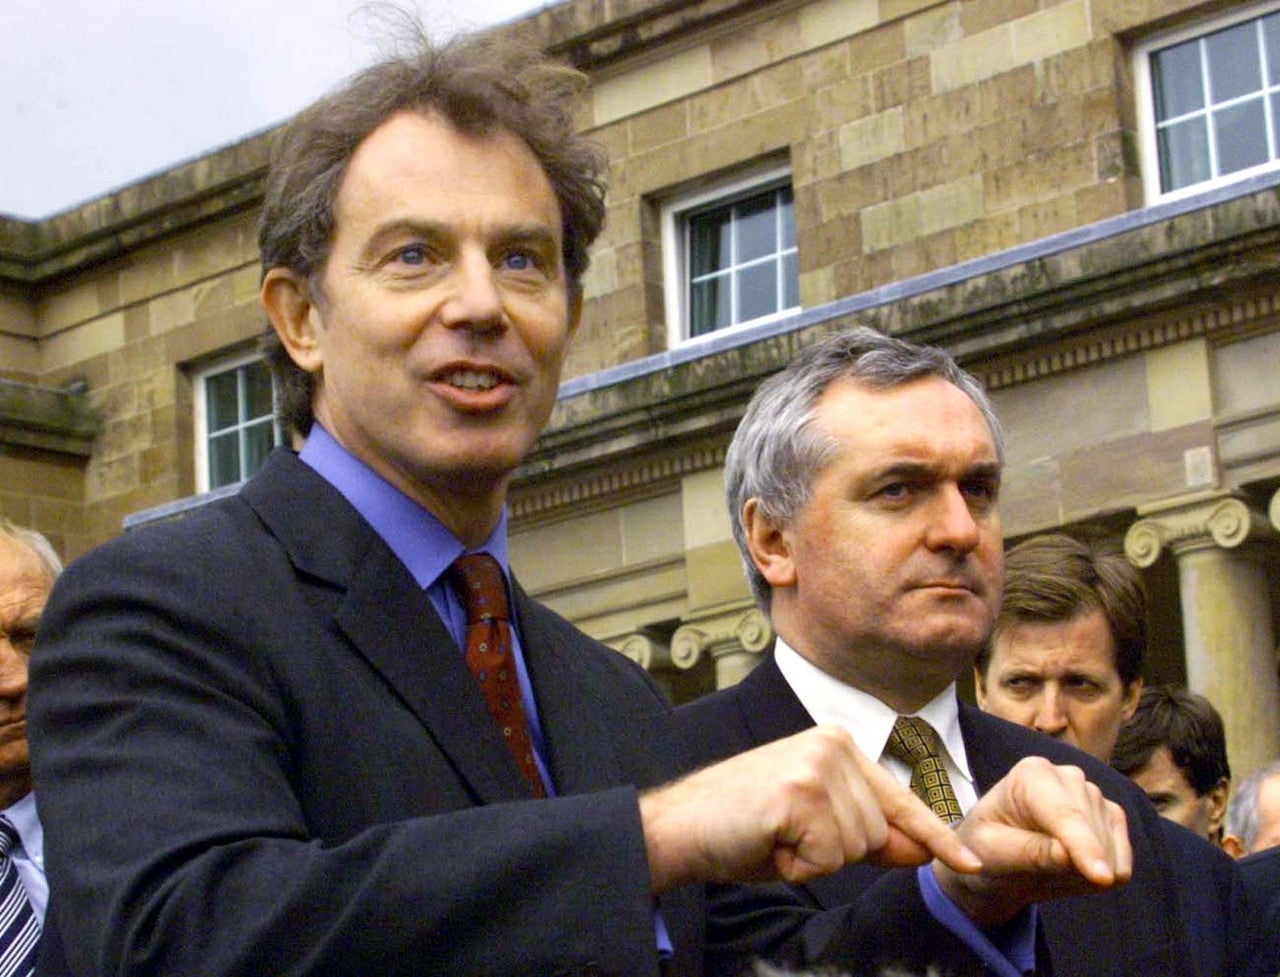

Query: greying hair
<box><xmin>258</xmin><ymin>28</ymin><xmax>607</xmax><ymax>438</ymax></box>
<box><xmin>977</xmin><ymin>533</ymin><xmax>1147</xmax><ymax>686</ymax></box>
<box><xmin>0</xmin><ymin>518</ymin><xmax>63</xmax><ymax>581</ymax></box>
<box><xmin>1226</xmin><ymin>759</ymin><xmax>1280</xmax><ymax>853</ymax></box>
<box><xmin>724</xmin><ymin>327</ymin><xmax>1004</xmax><ymax>610</ymax></box>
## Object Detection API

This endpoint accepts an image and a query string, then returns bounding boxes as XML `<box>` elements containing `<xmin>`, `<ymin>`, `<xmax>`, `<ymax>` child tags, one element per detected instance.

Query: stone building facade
<box><xmin>2</xmin><ymin>0</ymin><xmax>1278</xmax><ymax>775</ymax></box>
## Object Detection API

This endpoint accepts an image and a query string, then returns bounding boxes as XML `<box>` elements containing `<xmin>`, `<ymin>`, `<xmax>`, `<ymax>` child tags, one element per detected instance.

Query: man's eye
<box><xmin>961</xmin><ymin>479</ymin><xmax>1000</xmax><ymax>504</ymax></box>
<box><xmin>394</xmin><ymin>246</ymin><xmax>428</xmax><ymax>266</ymax></box>
<box><xmin>878</xmin><ymin>483</ymin><xmax>909</xmax><ymax>499</ymax></box>
<box><xmin>4</xmin><ymin>629</ymin><xmax>35</xmax><ymax>655</ymax></box>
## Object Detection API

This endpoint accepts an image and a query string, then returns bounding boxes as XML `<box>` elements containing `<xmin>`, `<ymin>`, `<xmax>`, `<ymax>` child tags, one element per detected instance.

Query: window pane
<box><xmin>783</xmin><ymin>251</ymin><xmax>800</xmax><ymax>309</ymax></box>
<box><xmin>1153</xmin><ymin>41</ymin><xmax>1205</xmax><ymax>119</ymax></box>
<box><xmin>737</xmin><ymin>262</ymin><xmax>777</xmax><ymax>323</ymax></box>
<box><xmin>1159</xmin><ymin>117</ymin><xmax>1211</xmax><ymax>191</ymax></box>
<box><xmin>1214</xmin><ymin>98</ymin><xmax>1269</xmax><ymax>175</ymax></box>
<box><xmin>208</xmin><ymin>432</ymin><xmax>240</xmax><ymax>490</ymax></box>
<box><xmin>780</xmin><ymin>188</ymin><xmax>796</xmax><ymax>249</ymax></box>
<box><xmin>1266</xmin><ymin>13</ymin><xmax>1280</xmax><ymax>86</ymax></box>
<box><xmin>242</xmin><ymin>420</ymin><xmax>275</xmax><ymax>479</ymax></box>
<box><xmin>243</xmin><ymin>360</ymin><xmax>275</xmax><ymax>420</ymax></box>
<box><xmin>205</xmin><ymin>371</ymin><xmax>239</xmax><ymax>433</ymax></box>
<box><xmin>1206</xmin><ymin>21</ymin><xmax>1261</xmax><ymax>103</ymax></box>
<box><xmin>735</xmin><ymin>193</ymin><xmax>778</xmax><ymax>263</ymax></box>
<box><xmin>1273</xmin><ymin>92</ymin><xmax>1280</xmax><ymax>156</ymax></box>
<box><xmin>690</xmin><ymin>207</ymin><xmax>732</xmax><ymax>277</ymax></box>
<box><xmin>689</xmin><ymin>275</ymin><xmax>731</xmax><ymax>337</ymax></box>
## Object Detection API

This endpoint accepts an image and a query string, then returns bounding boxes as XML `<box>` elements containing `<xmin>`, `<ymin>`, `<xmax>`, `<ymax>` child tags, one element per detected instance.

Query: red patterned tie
<box><xmin>448</xmin><ymin>554</ymin><xmax>546</xmax><ymax>797</ymax></box>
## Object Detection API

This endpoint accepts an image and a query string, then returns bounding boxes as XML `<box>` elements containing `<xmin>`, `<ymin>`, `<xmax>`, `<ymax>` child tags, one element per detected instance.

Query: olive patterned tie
<box><xmin>885</xmin><ymin>716</ymin><xmax>964</xmax><ymax>824</ymax></box>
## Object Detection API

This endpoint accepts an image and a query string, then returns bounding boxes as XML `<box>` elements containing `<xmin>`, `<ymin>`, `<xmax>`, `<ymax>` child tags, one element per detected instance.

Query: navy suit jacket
<box><xmin>676</xmin><ymin>651</ymin><xmax>1250</xmax><ymax>977</ymax></box>
<box><xmin>29</xmin><ymin>449</ymin><xmax>703</xmax><ymax>976</ymax></box>
<box><xmin>1239</xmin><ymin>847</ymin><xmax>1280</xmax><ymax>977</ymax></box>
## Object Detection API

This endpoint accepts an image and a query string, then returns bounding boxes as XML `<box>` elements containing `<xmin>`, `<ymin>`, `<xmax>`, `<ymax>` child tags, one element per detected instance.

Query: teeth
<box><xmin>445</xmin><ymin>370</ymin><xmax>500</xmax><ymax>392</ymax></box>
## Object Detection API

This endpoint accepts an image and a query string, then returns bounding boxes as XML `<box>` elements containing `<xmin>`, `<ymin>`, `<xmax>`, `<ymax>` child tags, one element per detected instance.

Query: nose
<box><xmin>439</xmin><ymin>249</ymin><xmax>504</xmax><ymax>333</ymax></box>
<box><xmin>925</xmin><ymin>483</ymin><xmax>981</xmax><ymax>554</ymax></box>
<box><xmin>1032</xmin><ymin>687</ymin><xmax>1068</xmax><ymax>737</ymax></box>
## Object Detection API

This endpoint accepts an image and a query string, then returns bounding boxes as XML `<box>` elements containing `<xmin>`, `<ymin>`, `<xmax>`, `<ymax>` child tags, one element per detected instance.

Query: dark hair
<box><xmin>724</xmin><ymin>327</ymin><xmax>1004</xmax><ymax>610</ymax></box>
<box><xmin>976</xmin><ymin>533</ymin><xmax>1146</xmax><ymax>685</ymax></box>
<box><xmin>258</xmin><ymin>28</ymin><xmax>607</xmax><ymax>438</ymax></box>
<box><xmin>1111</xmin><ymin>685</ymin><xmax>1229</xmax><ymax>794</ymax></box>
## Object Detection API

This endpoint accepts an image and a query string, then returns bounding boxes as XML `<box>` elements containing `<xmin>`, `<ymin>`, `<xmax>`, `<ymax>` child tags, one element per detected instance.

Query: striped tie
<box><xmin>0</xmin><ymin>817</ymin><xmax>39</xmax><ymax>977</ymax></box>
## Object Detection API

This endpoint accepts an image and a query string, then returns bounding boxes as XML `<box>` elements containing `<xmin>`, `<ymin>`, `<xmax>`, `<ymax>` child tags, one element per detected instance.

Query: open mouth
<box><xmin>443</xmin><ymin>369</ymin><xmax>502</xmax><ymax>392</ymax></box>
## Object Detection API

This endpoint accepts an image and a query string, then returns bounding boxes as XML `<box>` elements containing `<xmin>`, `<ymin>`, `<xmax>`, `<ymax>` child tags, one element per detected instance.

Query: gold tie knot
<box><xmin>886</xmin><ymin>716</ymin><xmax>964</xmax><ymax>824</ymax></box>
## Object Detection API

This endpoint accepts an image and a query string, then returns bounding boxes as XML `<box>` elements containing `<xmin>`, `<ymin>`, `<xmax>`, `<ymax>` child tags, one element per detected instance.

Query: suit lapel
<box><xmin>734</xmin><ymin>653</ymin><xmax>816</xmax><ymax>744</ymax></box>
<box><xmin>242</xmin><ymin>450</ymin><xmax>531</xmax><ymax>804</ymax></box>
<box><xmin>512</xmin><ymin>583</ymin><xmax>627</xmax><ymax>797</ymax></box>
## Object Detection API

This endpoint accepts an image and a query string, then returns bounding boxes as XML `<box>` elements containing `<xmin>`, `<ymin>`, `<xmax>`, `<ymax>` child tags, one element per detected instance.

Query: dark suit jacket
<box><xmin>676</xmin><ymin>651</ymin><xmax>1248</xmax><ymax>977</ymax></box>
<box><xmin>1239</xmin><ymin>847</ymin><xmax>1280</xmax><ymax>977</ymax></box>
<box><xmin>28</xmin><ymin>449</ymin><xmax>703</xmax><ymax>977</ymax></box>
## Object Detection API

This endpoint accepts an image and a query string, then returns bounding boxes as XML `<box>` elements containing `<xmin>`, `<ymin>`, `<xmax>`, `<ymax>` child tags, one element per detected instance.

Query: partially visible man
<box><xmin>1225</xmin><ymin>760</ymin><xmax>1280</xmax><ymax>857</ymax></box>
<box><xmin>26</xmin><ymin>31</ymin><xmax>979</xmax><ymax>977</ymax></box>
<box><xmin>677</xmin><ymin>328</ymin><xmax>1242</xmax><ymax>976</ymax></box>
<box><xmin>974</xmin><ymin>533</ymin><xmax>1145</xmax><ymax>761</ymax></box>
<box><xmin>1111</xmin><ymin>685</ymin><xmax>1231</xmax><ymax>845</ymax></box>
<box><xmin>0</xmin><ymin>518</ymin><xmax>60</xmax><ymax>972</ymax></box>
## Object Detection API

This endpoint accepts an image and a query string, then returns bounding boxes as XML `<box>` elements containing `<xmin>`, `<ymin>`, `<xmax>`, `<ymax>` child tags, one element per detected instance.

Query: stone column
<box><xmin>612</xmin><ymin>633</ymin><xmax>672</xmax><ymax>673</ymax></box>
<box><xmin>671</xmin><ymin>603</ymin><xmax>774</xmax><ymax>689</ymax></box>
<box><xmin>1126</xmin><ymin>493</ymin><xmax>1280</xmax><ymax>779</ymax></box>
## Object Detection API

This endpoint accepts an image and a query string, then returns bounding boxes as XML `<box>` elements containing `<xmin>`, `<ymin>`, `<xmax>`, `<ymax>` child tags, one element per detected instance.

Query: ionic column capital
<box><xmin>610</xmin><ymin>632</ymin><xmax>671</xmax><ymax>672</ymax></box>
<box><xmin>671</xmin><ymin>604</ymin><xmax>773</xmax><ymax>671</ymax></box>
<box><xmin>1125</xmin><ymin>492</ymin><xmax>1277</xmax><ymax>567</ymax></box>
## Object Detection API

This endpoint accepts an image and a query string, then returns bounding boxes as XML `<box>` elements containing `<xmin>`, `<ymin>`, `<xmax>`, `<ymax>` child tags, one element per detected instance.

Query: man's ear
<box><xmin>1206</xmin><ymin>778</ymin><xmax>1231</xmax><ymax>838</ymax></box>
<box><xmin>261</xmin><ymin>268</ymin><xmax>324</xmax><ymax>374</ymax></box>
<box><xmin>1222</xmin><ymin>833</ymin><xmax>1246</xmax><ymax>858</ymax></box>
<box><xmin>742</xmin><ymin>498</ymin><xmax>796</xmax><ymax>589</ymax></box>
<box><xmin>1119</xmin><ymin>676</ymin><xmax>1144</xmax><ymax>722</ymax></box>
<box><xmin>973</xmin><ymin>666</ymin><xmax>989</xmax><ymax>706</ymax></box>
<box><xmin>566</xmin><ymin>288</ymin><xmax>583</xmax><ymax>339</ymax></box>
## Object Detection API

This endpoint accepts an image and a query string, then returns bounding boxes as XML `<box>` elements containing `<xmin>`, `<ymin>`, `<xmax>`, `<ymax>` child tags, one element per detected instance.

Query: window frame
<box><xmin>191</xmin><ymin>350</ymin><xmax>283</xmax><ymax>493</ymax></box>
<box><xmin>1134</xmin><ymin>0</ymin><xmax>1280</xmax><ymax>203</ymax></box>
<box><xmin>661</xmin><ymin>163</ymin><xmax>799</xmax><ymax>347</ymax></box>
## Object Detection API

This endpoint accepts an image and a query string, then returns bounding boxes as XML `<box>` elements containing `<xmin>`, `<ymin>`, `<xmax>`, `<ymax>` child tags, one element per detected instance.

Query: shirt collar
<box><xmin>773</xmin><ymin>637</ymin><xmax>973</xmax><ymax>785</ymax></box>
<box><xmin>298</xmin><ymin>423</ymin><xmax>509</xmax><ymax>589</ymax></box>
<box><xmin>1</xmin><ymin>792</ymin><xmax>41</xmax><ymax>859</ymax></box>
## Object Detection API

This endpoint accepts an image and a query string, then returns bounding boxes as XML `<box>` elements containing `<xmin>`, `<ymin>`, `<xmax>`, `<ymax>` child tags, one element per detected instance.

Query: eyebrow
<box><xmin>869</xmin><ymin>460</ymin><xmax>1003</xmax><ymax>483</ymax></box>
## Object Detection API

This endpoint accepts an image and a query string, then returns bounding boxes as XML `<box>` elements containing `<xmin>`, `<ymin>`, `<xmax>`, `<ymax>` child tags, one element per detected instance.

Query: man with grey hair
<box><xmin>1225</xmin><ymin>760</ymin><xmax>1280</xmax><ymax>857</ymax></box>
<box><xmin>0</xmin><ymin>518</ymin><xmax>61</xmax><ymax>974</ymax></box>
<box><xmin>679</xmin><ymin>327</ymin><xmax>1252</xmax><ymax>976</ymax></box>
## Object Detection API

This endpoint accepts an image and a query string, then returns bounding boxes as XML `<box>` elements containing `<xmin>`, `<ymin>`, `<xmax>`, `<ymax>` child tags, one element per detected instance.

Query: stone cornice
<box><xmin>0</xmin><ymin>379</ymin><xmax>99</xmax><ymax>458</ymax></box>
<box><xmin>518</xmin><ymin>0</ymin><xmax>768</xmax><ymax>74</ymax></box>
<box><xmin>0</xmin><ymin>132</ymin><xmax>271</xmax><ymax>287</ymax></box>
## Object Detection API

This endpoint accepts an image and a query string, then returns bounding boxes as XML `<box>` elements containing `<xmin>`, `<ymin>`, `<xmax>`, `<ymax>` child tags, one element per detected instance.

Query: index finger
<box><xmin>851</xmin><ymin>747</ymin><xmax>982</xmax><ymax>874</ymax></box>
<box><xmin>1022</xmin><ymin>767</ymin><xmax>1132</xmax><ymax>885</ymax></box>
